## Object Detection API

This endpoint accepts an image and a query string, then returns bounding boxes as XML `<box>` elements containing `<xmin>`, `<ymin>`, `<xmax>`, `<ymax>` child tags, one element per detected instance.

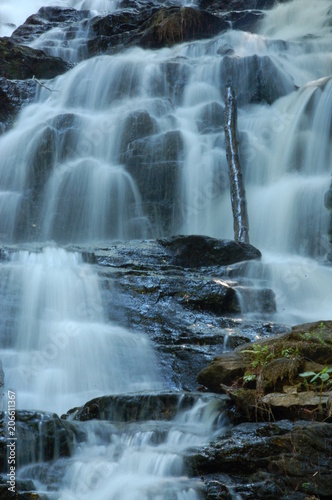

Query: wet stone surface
<box><xmin>65</xmin><ymin>237</ymin><xmax>281</xmax><ymax>391</ymax></box>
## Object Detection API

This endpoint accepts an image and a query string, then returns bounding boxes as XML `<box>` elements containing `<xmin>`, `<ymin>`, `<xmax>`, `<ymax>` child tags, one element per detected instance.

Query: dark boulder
<box><xmin>0</xmin><ymin>411</ymin><xmax>77</xmax><ymax>470</ymax></box>
<box><xmin>0</xmin><ymin>37</ymin><xmax>73</xmax><ymax>80</ymax></box>
<box><xmin>137</xmin><ymin>7</ymin><xmax>229</xmax><ymax>49</ymax></box>
<box><xmin>122</xmin><ymin>130</ymin><xmax>184</xmax><ymax>234</ymax></box>
<box><xmin>120</xmin><ymin>110</ymin><xmax>158</xmax><ymax>153</ymax></box>
<box><xmin>220</xmin><ymin>54</ymin><xmax>296</xmax><ymax>106</ymax></box>
<box><xmin>325</xmin><ymin>179</ymin><xmax>332</xmax><ymax>252</ymax></box>
<box><xmin>199</xmin><ymin>0</ymin><xmax>278</xmax><ymax>12</ymax></box>
<box><xmin>196</xmin><ymin>101</ymin><xmax>225</xmax><ymax>134</ymax></box>
<box><xmin>325</xmin><ymin>179</ymin><xmax>332</xmax><ymax>211</ymax></box>
<box><xmin>0</xmin><ymin>77</ymin><xmax>36</xmax><ymax>133</ymax></box>
<box><xmin>190</xmin><ymin>420</ymin><xmax>332</xmax><ymax>499</ymax></box>
<box><xmin>88</xmin><ymin>6</ymin><xmax>229</xmax><ymax>54</ymax></box>
<box><xmin>158</xmin><ymin>235</ymin><xmax>261</xmax><ymax>267</ymax></box>
<box><xmin>65</xmin><ymin>392</ymin><xmax>224</xmax><ymax>422</ymax></box>
<box><xmin>86</xmin><ymin>4</ymin><xmax>159</xmax><ymax>56</ymax></box>
<box><xmin>176</xmin><ymin>277</ymin><xmax>240</xmax><ymax>314</ymax></box>
<box><xmin>13</xmin><ymin>113</ymin><xmax>80</xmax><ymax>241</ymax></box>
<box><xmin>87</xmin><ymin>6</ymin><xmax>156</xmax><ymax>55</ymax></box>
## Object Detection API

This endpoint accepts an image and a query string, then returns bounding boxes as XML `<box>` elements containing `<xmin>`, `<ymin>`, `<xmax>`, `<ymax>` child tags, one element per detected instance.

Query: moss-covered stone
<box><xmin>198</xmin><ymin>320</ymin><xmax>332</xmax><ymax>421</ymax></box>
<box><xmin>138</xmin><ymin>7</ymin><xmax>228</xmax><ymax>49</ymax></box>
<box><xmin>0</xmin><ymin>37</ymin><xmax>72</xmax><ymax>80</ymax></box>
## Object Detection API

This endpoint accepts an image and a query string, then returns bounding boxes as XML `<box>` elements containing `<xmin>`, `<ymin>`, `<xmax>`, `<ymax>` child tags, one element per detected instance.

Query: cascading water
<box><xmin>0</xmin><ymin>247</ymin><xmax>162</xmax><ymax>414</ymax></box>
<box><xmin>0</xmin><ymin>0</ymin><xmax>332</xmax><ymax>497</ymax></box>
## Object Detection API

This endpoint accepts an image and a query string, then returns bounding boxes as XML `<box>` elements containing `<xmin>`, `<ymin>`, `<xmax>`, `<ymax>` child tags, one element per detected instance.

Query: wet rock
<box><xmin>88</xmin><ymin>3</ymin><xmax>230</xmax><ymax>54</ymax></box>
<box><xmin>122</xmin><ymin>130</ymin><xmax>184</xmax><ymax>167</ymax></box>
<box><xmin>72</xmin><ymin>239</ymin><xmax>278</xmax><ymax>391</ymax></box>
<box><xmin>198</xmin><ymin>320</ymin><xmax>332</xmax><ymax>421</ymax></box>
<box><xmin>162</xmin><ymin>59</ymin><xmax>190</xmax><ymax>104</ymax></box>
<box><xmin>120</xmin><ymin>110</ymin><xmax>158</xmax><ymax>152</ymax></box>
<box><xmin>198</xmin><ymin>352</ymin><xmax>244</xmax><ymax>391</ymax></box>
<box><xmin>226</xmin><ymin>10</ymin><xmax>264</xmax><ymax>32</ymax></box>
<box><xmin>0</xmin><ymin>77</ymin><xmax>37</xmax><ymax>134</ymax></box>
<box><xmin>177</xmin><ymin>277</ymin><xmax>240</xmax><ymax>314</ymax></box>
<box><xmin>190</xmin><ymin>420</ymin><xmax>332</xmax><ymax>499</ymax></box>
<box><xmin>324</xmin><ymin>179</ymin><xmax>332</xmax><ymax>211</ymax></box>
<box><xmin>65</xmin><ymin>392</ymin><xmax>228</xmax><ymax>422</ymax></box>
<box><xmin>87</xmin><ymin>6</ymin><xmax>158</xmax><ymax>56</ymax></box>
<box><xmin>11</xmin><ymin>7</ymin><xmax>90</xmax><ymax>46</ymax></box>
<box><xmin>137</xmin><ymin>7</ymin><xmax>229</xmax><ymax>49</ymax></box>
<box><xmin>0</xmin><ymin>481</ymin><xmax>44</xmax><ymax>499</ymax></box>
<box><xmin>122</xmin><ymin>130</ymin><xmax>184</xmax><ymax>233</ymax></box>
<box><xmin>14</xmin><ymin>113</ymin><xmax>80</xmax><ymax>241</ymax></box>
<box><xmin>0</xmin><ymin>37</ymin><xmax>73</xmax><ymax>80</ymax></box>
<box><xmin>220</xmin><ymin>54</ymin><xmax>296</xmax><ymax>106</ymax></box>
<box><xmin>196</xmin><ymin>102</ymin><xmax>225</xmax><ymax>134</ymax></box>
<box><xmin>0</xmin><ymin>411</ymin><xmax>77</xmax><ymax>470</ymax></box>
<box><xmin>28</xmin><ymin>113</ymin><xmax>79</xmax><ymax>185</ymax></box>
<box><xmin>324</xmin><ymin>178</ymin><xmax>332</xmax><ymax>254</ymax></box>
<box><xmin>198</xmin><ymin>0</ymin><xmax>277</xmax><ymax>11</ymax></box>
<box><xmin>236</xmin><ymin>286</ymin><xmax>276</xmax><ymax>314</ymax></box>
<box><xmin>158</xmin><ymin>235</ymin><xmax>261</xmax><ymax>267</ymax></box>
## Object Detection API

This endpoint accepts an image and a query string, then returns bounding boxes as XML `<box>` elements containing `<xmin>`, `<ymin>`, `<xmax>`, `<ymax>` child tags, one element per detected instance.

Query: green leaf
<box><xmin>320</xmin><ymin>373</ymin><xmax>330</xmax><ymax>382</ymax></box>
<box><xmin>299</xmin><ymin>371</ymin><xmax>316</xmax><ymax>378</ymax></box>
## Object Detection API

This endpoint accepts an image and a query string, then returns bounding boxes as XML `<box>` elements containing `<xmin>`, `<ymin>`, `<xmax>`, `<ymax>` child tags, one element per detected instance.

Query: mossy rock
<box><xmin>138</xmin><ymin>7</ymin><xmax>228</xmax><ymax>49</ymax></box>
<box><xmin>0</xmin><ymin>37</ymin><xmax>72</xmax><ymax>80</ymax></box>
<box><xmin>198</xmin><ymin>320</ymin><xmax>332</xmax><ymax>421</ymax></box>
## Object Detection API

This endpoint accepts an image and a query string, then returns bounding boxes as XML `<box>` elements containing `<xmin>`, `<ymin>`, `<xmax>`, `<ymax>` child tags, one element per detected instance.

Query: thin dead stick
<box><xmin>32</xmin><ymin>75</ymin><xmax>60</xmax><ymax>93</ymax></box>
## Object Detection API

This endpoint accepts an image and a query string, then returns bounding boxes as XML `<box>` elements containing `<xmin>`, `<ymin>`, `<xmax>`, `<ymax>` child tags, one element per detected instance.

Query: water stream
<box><xmin>0</xmin><ymin>0</ymin><xmax>331</xmax><ymax>497</ymax></box>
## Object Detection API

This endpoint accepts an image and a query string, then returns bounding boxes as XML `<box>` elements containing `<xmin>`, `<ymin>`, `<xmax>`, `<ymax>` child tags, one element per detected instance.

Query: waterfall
<box><xmin>0</xmin><ymin>0</ymin><xmax>332</xmax><ymax>497</ymax></box>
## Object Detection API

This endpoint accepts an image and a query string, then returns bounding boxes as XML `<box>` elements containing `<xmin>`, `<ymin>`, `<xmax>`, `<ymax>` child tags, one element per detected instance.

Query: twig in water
<box><xmin>32</xmin><ymin>75</ymin><xmax>60</xmax><ymax>93</ymax></box>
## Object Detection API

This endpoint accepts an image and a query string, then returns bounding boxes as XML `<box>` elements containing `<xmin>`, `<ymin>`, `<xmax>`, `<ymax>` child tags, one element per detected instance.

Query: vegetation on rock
<box><xmin>198</xmin><ymin>320</ymin><xmax>332</xmax><ymax>421</ymax></box>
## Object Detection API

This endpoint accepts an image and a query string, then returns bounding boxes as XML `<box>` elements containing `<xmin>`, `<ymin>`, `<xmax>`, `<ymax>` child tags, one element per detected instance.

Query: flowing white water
<box><xmin>0</xmin><ymin>0</ymin><xmax>332</xmax><ymax>497</ymax></box>
<box><xmin>0</xmin><ymin>1</ymin><xmax>331</xmax><ymax>315</ymax></box>
<box><xmin>0</xmin><ymin>247</ymin><xmax>162</xmax><ymax>414</ymax></box>
<box><xmin>55</xmin><ymin>398</ymin><xmax>224</xmax><ymax>500</ymax></box>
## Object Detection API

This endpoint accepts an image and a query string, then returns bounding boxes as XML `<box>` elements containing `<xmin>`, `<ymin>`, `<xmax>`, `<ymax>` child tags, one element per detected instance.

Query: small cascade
<box><xmin>0</xmin><ymin>247</ymin><xmax>162</xmax><ymax>414</ymax></box>
<box><xmin>29</xmin><ymin>18</ymin><xmax>92</xmax><ymax>64</ymax></box>
<box><xmin>17</xmin><ymin>394</ymin><xmax>226</xmax><ymax>500</ymax></box>
<box><xmin>0</xmin><ymin>0</ymin><xmax>61</xmax><ymax>37</ymax></box>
